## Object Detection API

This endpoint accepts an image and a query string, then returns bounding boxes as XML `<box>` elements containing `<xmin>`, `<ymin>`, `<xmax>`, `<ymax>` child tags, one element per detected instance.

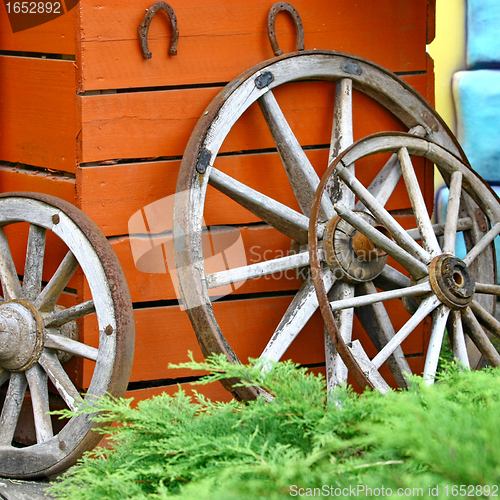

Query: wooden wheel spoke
<box><xmin>329</xmin><ymin>78</ymin><xmax>355</xmax><ymax>208</ymax></box>
<box><xmin>423</xmin><ymin>305</ymin><xmax>451</xmax><ymax>384</ymax></box>
<box><xmin>39</xmin><ymin>351</ymin><xmax>83</xmax><ymax>411</ymax></box>
<box><xmin>442</xmin><ymin>171</ymin><xmax>463</xmax><ymax>254</ymax></box>
<box><xmin>326</xmin><ymin>282</ymin><xmax>355</xmax><ymax>385</ymax></box>
<box><xmin>22</xmin><ymin>224</ymin><xmax>47</xmax><ymax>301</ymax></box>
<box><xmin>336</xmin><ymin>163</ymin><xmax>432</xmax><ymax>264</ymax></box>
<box><xmin>324</xmin><ymin>78</ymin><xmax>356</xmax><ymax>387</ymax></box>
<box><xmin>475</xmin><ymin>282</ymin><xmax>500</xmax><ymax>295</ymax></box>
<box><xmin>463</xmin><ymin>222</ymin><xmax>500</xmax><ymax>266</ymax></box>
<box><xmin>451</xmin><ymin>310</ymin><xmax>470</xmax><ymax>368</ymax></box>
<box><xmin>206</xmin><ymin>251</ymin><xmax>309</xmax><ymax>289</ymax></box>
<box><xmin>398</xmin><ymin>147</ymin><xmax>441</xmax><ymax>256</ymax></box>
<box><xmin>25</xmin><ymin>364</ymin><xmax>53</xmax><ymax>444</ymax></box>
<box><xmin>260</xmin><ymin>271</ymin><xmax>335</xmax><ymax>363</ymax></box>
<box><xmin>209</xmin><ymin>168</ymin><xmax>310</xmax><ymax>244</ymax></box>
<box><xmin>34</xmin><ymin>251</ymin><xmax>79</xmax><ymax>312</ymax></box>
<box><xmin>355</xmin><ymin>153</ymin><xmax>401</xmax><ymax>212</ymax></box>
<box><xmin>355</xmin><ymin>282</ymin><xmax>412</xmax><ymax>388</ymax></box>
<box><xmin>373</xmin><ymin>265</ymin><xmax>412</xmax><ymax>291</ymax></box>
<box><xmin>470</xmin><ymin>300</ymin><xmax>500</xmax><ymax>339</ymax></box>
<box><xmin>45</xmin><ymin>333</ymin><xmax>99</xmax><ymax>362</ymax></box>
<box><xmin>0</xmin><ymin>373</ymin><xmax>27</xmax><ymax>446</ymax></box>
<box><xmin>258</xmin><ymin>90</ymin><xmax>335</xmax><ymax>219</ymax></box>
<box><xmin>44</xmin><ymin>300</ymin><xmax>95</xmax><ymax>328</ymax></box>
<box><xmin>355</xmin><ymin>126</ymin><xmax>426</xmax><ymax>212</ymax></box>
<box><xmin>461</xmin><ymin>306</ymin><xmax>500</xmax><ymax>367</ymax></box>
<box><xmin>330</xmin><ymin>79</ymin><xmax>353</xmax><ymax>161</ymax></box>
<box><xmin>330</xmin><ymin>281</ymin><xmax>430</xmax><ymax>312</ymax></box>
<box><xmin>372</xmin><ymin>295</ymin><xmax>441</xmax><ymax>369</ymax></box>
<box><xmin>406</xmin><ymin>217</ymin><xmax>473</xmax><ymax>241</ymax></box>
<box><xmin>0</xmin><ymin>228</ymin><xmax>22</xmax><ymax>300</ymax></box>
<box><xmin>334</xmin><ymin>204</ymin><xmax>429</xmax><ymax>279</ymax></box>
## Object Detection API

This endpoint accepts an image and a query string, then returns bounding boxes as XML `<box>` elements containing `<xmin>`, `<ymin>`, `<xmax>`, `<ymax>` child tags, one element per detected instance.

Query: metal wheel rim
<box><xmin>0</xmin><ymin>193</ymin><xmax>134</xmax><ymax>478</ymax></box>
<box><xmin>309</xmin><ymin>133</ymin><xmax>499</xmax><ymax>391</ymax></box>
<box><xmin>174</xmin><ymin>50</ymin><xmax>473</xmax><ymax>400</ymax></box>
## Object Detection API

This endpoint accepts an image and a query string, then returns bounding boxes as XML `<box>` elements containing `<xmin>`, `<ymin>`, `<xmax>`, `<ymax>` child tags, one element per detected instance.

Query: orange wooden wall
<box><xmin>0</xmin><ymin>0</ymin><xmax>435</xmax><ymax>402</ymax></box>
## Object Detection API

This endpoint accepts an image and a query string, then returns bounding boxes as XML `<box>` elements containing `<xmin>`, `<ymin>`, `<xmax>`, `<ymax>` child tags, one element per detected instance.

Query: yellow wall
<box><xmin>427</xmin><ymin>0</ymin><xmax>466</xmax><ymax>133</ymax></box>
<box><xmin>427</xmin><ymin>0</ymin><xmax>466</xmax><ymax>190</ymax></box>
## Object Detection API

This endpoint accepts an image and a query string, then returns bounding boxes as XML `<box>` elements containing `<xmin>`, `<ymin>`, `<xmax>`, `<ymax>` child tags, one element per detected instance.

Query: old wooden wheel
<box><xmin>310</xmin><ymin>133</ymin><xmax>499</xmax><ymax>392</ymax></box>
<box><xmin>0</xmin><ymin>193</ymin><xmax>134</xmax><ymax>478</ymax></box>
<box><xmin>174</xmin><ymin>50</ymin><xmax>470</xmax><ymax>400</ymax></box>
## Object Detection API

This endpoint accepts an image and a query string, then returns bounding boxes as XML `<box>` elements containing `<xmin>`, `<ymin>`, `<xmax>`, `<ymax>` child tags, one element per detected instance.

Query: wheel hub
<box><xmin>323</xmin><ymin>212</ymin><xmax>389</xmax><ymax>282</ymax></box>
<box><xmin>429</xmin><ymin>255</ymin><xmax>475</xmax><ymax>310</ymax></box>
<box><xmin>0</xmin><ymin>301</ymin><xmax>45</xmax><ymax>372</ymax></box>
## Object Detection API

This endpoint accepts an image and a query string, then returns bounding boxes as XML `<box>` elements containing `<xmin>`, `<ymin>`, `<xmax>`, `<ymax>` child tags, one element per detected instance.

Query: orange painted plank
<box><xmin>125</xmin><ymin>381</ymin><xmax>235</xmax><ymax>406</ymax></box>
<box><xmin>79</xmin><ymin>74</ymin><xmax>430</xmax><ymax>164</ymax></box>
<box><xmin>82</xmin><ymin>297</ymin><xmax>326</xmax><ymax>384</ymax></box>
<box><xmin>78</xmin><ymin>138</ymin><xmax>429</xmax><ymax>240</ymax></box>
<box><xmin>77</xmin><ymin>86</ymin><xmax>218</xmax><ymax>164</ymax></box>
<box><xmin>82</xmin><ymin>288</ymin><xmax>426</xmax><ymax>385</ymax></box>
<box><xmin>0</xmin><ymin>165</ymin><xmax>76</xmax><ymax>203</ymax></box>
<box><xmin>0</xmin><ymin>56</ymin><xmax>77</xmax><ymax>173</ymax></box>
<box><xmin>76</xmin><ymin>0</ymin><xmax>427</xmax><ymax>91</ymax></box>
<box><xmin>0</xmin><ymin>3</ymin><xmax>76</xmax><ymax>54</ymax></box>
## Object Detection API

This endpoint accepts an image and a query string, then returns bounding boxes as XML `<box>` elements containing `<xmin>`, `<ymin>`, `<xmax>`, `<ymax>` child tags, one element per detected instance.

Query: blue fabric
<box><xmin>453</xmin><ymin>70</ymin><xmax>500</xmax><ymax>182</ymax></box>
<box><xmin>467</xmin><ymin>0</ymin><xmax>500</xmax><ymax>68</ymax></box>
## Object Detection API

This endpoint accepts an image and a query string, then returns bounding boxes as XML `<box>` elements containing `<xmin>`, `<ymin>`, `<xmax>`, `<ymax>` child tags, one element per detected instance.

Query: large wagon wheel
<box><xmin>173</xmin><ymin>50</ymin><xmax>474</xmax><ymax>400</ymax></box>
<box><xmin>0</xmin><ymin>193</ymin><xmax>134</xmax><ymax>478</ymax></box>
<box><xmin>310</xmin><ymin>133</ymin><xmax>499</xmax><ymax>392</ymax></box>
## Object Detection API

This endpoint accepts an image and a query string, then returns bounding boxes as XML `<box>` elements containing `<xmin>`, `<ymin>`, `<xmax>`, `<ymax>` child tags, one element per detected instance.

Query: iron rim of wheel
<box><xmin>0</xmin><ymin>192</ymin><xmax>134</xmax><ymax>478</ymax></box>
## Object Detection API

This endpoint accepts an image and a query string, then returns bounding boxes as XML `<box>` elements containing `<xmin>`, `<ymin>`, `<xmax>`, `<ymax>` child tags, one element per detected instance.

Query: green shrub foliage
<box><xmin>48</xmin><ymin>355</ymin><xmax>500</xmax><ymax>499</ymax></box>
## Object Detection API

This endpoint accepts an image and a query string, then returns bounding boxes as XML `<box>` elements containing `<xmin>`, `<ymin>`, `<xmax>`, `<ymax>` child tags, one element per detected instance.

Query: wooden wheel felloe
<box><xmin>310</xmin><ymin>133</ymin><xmax>499</xmax><ymax>392</ymax></box>
<box><xmin>173</xmin><ymin>50</ymin><xmax>470</xmax><ymax>400</ymax></box>
<box><xmin>0</xmin><ymin>193</ymin><xmax>134</xmax><ymax>478</ymax></box>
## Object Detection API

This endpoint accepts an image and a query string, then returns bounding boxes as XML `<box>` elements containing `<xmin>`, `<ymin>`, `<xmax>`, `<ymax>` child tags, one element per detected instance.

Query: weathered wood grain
<box><xmin>109</xmin><ymin>224</ymin><xmax>303</xmax><ymax>304</ymax></box>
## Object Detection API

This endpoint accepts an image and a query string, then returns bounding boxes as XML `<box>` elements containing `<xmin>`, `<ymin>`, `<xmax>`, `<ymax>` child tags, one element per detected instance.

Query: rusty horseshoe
<box><xmin>138</xmin><ymin>1</ymin><xmax>179</xmax><ymax>59</ymax></box>
<box><xmin>267</xmin><ymin>2</ymin><xmax>305</xmax><ymax>56</ymax></box>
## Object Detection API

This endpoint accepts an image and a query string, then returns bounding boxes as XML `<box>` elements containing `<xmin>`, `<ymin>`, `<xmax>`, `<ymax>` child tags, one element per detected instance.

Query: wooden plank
<box><xmin>0</xmin><ymin>3</ymin><xmax>76</xmax><ymax>54</ymax></box>
<box><xmin>0</xmin><ymin>165</ymin><xmax>76</xmax><ymax>204</ymax></box>
<box><xmin>76</xmin><ymin>0</ymin><xmax>427</xmax><ymax>91</ymax></box>
<box><xmin>82</xmin><ymin>296</ymin><xmax>327</xmax><ymax>385</ymax></box>
<box><xmin>125</xmin><ymin>381</ymin><xmax>235</xmax><ymax>406</ymax></box>
<box><xmin>0</xmin><ymin>56</ymin><xmax>77</xmax><ymax>173</ymax></box>
<box><xmin>81</xmin><ymin>291</ymin><xmax>426</xmax><ymax>386</ymax></box>
<box><xmin>78</xmin><ymin>74</ymin><xmax>430</xmax><ymax>164</ymax></box>
<box><xmin>78</xmin><ymin>148</ymin><xmax>428</xmax><ymax>240</ymax></box>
